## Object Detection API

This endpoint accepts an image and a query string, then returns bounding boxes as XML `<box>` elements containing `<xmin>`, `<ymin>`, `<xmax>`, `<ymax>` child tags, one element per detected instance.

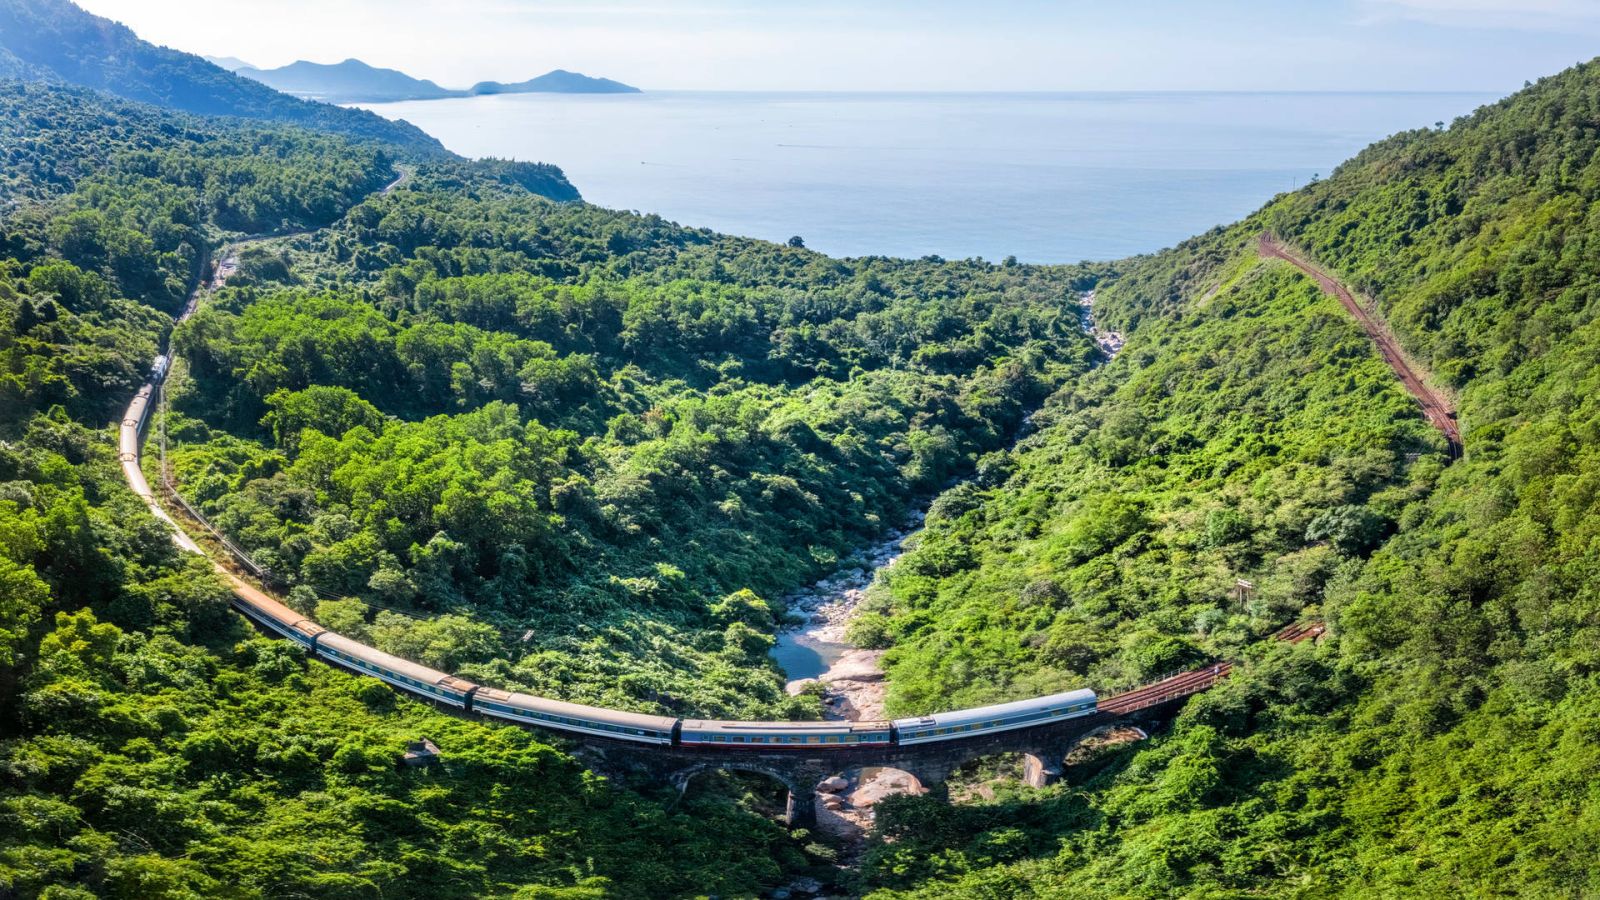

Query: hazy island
<box><xmin>235</xmin><ymin>58</ymin><xmax>641</xmax><ymax>103</ymax></box>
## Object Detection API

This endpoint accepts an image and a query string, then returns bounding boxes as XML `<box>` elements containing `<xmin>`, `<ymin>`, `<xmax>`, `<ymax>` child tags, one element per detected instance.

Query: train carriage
<box><xmin>678</xmin><ymin>719</ymin><xmax>893</xmax><ymax>749</ymax></box>
<box><xmin>892</xmin><ymin>688</ymin><xmax>1096</xmax><ymax>745</ymax></box>
<box><xmin>315</xmin><ymin>632</ymin><xmax>478</xmax><ymax>708</ymax></box>
<box><xmin>226</xmin><ymin>573</ymin><xmax>324</xmax><ymax>647</ymax></box>
<box><xmin>473</xmin><ymin>686</ymin><xmax>677</xmax><ymax>745</ymax></box>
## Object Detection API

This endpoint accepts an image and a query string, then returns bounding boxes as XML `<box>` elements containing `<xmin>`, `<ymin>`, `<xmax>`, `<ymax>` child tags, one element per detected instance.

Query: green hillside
<box><xmin>158</xmin><ymin>150</ymin><xmax>1102</xmax><ymax>719</ymax></box>
<box><xmin>855</xmin><ymin>60</ymin><xmax>1600</xmax><ymax>898</ymax></box>
<box><xmin>0</xmin><ymin>81</ymin><xmax>837</xmax><ymax>898</ymax></box>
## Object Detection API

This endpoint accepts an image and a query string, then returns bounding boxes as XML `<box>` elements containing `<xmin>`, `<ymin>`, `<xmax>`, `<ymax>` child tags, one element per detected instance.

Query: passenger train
<box><xmin>120</xmin><ymin>357</ymin><xmax>1098</xmax><ymax>750</ymax></box>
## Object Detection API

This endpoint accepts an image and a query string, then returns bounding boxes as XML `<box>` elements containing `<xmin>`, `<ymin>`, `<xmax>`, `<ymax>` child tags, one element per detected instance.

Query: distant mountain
<box><xmin>204</xmin><ymin>55</ymin><xmax>254</xmax><ymax>72</ymax></box>
<box><xmin>238</xmin><ymin>58</ymin><xmax>641</xmax><ymax>104</ymax></box>
<box><xmin>0</xmin><ymin>0</ymin><xmax>448</xmax><ymax>157</ymax></box>
<box><xmin>469</xmin><ymin>69</ymin><xmax>641</xmax><ymax>95</ymax></box>
<box><xmin>239</xmin><ymin>58</ymin><xmax>456</xmax><ymax>103</ymax></box>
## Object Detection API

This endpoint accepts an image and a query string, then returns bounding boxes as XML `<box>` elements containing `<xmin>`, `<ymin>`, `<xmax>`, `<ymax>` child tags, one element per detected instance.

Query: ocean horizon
<box><xmin>360</xmin><ymin>89</ymin><xmax>1500</xmax><ymax>263</ymax></box>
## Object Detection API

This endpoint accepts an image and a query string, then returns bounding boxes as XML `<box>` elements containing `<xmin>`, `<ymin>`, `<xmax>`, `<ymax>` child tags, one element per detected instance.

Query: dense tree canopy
<box><xmin>162</xmin><ymin>162</ymin><xmax>1104</xmax><ymax>716</ymax></box>
<box><xmin>10</xmin><ymin>24</ymin><xmax>1600</xmax><ymax>898</ymax></box>
<box><xmin>0</xmin><ymin>80</ymin><xmax>845</xmax><ymax>898</ymax></box>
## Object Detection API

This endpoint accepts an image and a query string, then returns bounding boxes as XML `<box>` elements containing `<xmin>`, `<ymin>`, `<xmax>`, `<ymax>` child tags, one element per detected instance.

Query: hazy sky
<box><xmin>74</xmin><ymin>0</ymin><xmax>1600</xmax><ymax>92</ymax></box>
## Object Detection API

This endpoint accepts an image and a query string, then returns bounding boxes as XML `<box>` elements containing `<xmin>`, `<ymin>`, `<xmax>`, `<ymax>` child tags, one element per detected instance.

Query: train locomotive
<box><xmin>120</xmin><ymin>356</ymin><xmax>1099</xmax><ymax>751</ymax></box>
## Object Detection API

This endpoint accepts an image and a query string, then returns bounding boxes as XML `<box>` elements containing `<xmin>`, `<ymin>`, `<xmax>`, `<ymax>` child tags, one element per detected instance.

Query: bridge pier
<box><xmin>785</xmin><ymin>787</ymin><xmax>815</xmax><ymax>828</ymax></box>
<box><xmin>1022</xmin><ymin>751</ymin><xmax>1062</xmax><ymax>788</ymax></box>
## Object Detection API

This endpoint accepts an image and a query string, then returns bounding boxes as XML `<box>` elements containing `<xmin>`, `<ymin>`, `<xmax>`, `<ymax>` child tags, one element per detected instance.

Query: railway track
<box><xmin>1259</xmin><ymin>234</ymin><xmax>1462</xmax><ymax>456</ymax></box>
<box><xmin>1097</xmin><ymin>620</ymin><xmax>1324</xmax><ymax>715</ymax></box>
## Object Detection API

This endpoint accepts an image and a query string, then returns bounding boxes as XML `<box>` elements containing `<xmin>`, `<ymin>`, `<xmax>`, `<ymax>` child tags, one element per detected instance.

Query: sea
<box><xmin>358</xmin><ymin>90</ymin><xmax>1496</xmax><ymax>264</ymax></box>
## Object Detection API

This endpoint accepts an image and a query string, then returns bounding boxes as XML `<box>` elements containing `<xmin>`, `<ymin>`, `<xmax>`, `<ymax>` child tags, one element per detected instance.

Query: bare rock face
<box><xmin>817</xmin><ymin>649</ymin><xmax>888</xmax><ymax>721</ymax></box>
<box><xmin>846</xmin><ymin>768</ymin><xmax>926</xmax><ymax>808</ymax></box>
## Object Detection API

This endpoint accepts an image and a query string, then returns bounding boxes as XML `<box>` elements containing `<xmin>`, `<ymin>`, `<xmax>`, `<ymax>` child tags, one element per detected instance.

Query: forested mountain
<box><xmin>202</xmin><ymin>55</ymin><xmax>254</xmax><ymax>73</ymax></box>
<box><xmin>162</xmin><ymin>168</ymin><xmax>1101</xmax><ymax>717</ymax></box>
<box><xmin>0</xmin><ymin>71</ymin><xmax>1102</xmax><ymax>894</ymax></box>
<box><xmin>470</xmin><ymin>69</ymin><xmax>640</xmax><ymax>95</ymax></box>
<box><xmin>237</xmin><ymin>59</ymin><xmax>457</xmax><ymax>103</ymax></box>
<box><xmin>854</xmin><ymin>59</ymin><xmax>1600</xmax><ymax>897</ymax></box>
<box><xmin>0</xmin><ymin>0</ymin><xmax>448</xmax><ymax>156</ymax></box>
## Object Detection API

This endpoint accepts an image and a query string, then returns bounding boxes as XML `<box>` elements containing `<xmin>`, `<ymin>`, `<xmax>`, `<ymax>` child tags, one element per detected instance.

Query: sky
<box><xmin>73</xmin><ymin>0</ymin><xmax>1600</xmax><ymax>93</ymax></box>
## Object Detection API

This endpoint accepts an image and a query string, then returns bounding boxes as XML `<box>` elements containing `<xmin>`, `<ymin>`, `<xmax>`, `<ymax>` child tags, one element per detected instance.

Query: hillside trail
<box><xmin>1258</xmin><ymin>233</ymin><xmax>1462</xmax><ymax>456</ymax></box>
<box><xmin>203</xmin><ymin>164</ymin><xmax>413</xmax><ymax>293</ymax></box>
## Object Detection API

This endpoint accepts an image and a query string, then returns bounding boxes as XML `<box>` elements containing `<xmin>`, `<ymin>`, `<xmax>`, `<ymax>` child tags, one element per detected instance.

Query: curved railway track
<box><xmin>115</xmin><ymin>175</ymin><xmax>1325</xmax><ymax>757</ymax></box>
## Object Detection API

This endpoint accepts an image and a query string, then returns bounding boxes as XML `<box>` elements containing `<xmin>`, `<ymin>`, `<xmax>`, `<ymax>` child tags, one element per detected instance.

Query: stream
<box><xmin>769</xmin><ymin>511</ymin><xmax>922</xmax><ymax>721</ymax></box>
<box><xmin>770</xmin><ymin>291</ymin><xmax>1111</xmax><ymax>720</ymax></box>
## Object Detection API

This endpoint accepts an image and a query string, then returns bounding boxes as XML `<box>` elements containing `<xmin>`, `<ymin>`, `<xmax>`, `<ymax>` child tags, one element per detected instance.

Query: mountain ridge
<box><xmin>0</xmin><ymin>0</ymin><xmax>450</xmax><ymax>156</ymax></box>
<box><xmin>238</xmin><ymin>58</ymin><xmax>641</xmax><ymax>103</ymax></box>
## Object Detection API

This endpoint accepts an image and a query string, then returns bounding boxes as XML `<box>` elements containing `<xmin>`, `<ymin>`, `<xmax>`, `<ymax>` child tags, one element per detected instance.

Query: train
<box><xmin>119</xmin><ymin>360</ymin><xmax>1099</xmax><ymax>751</ymax></box>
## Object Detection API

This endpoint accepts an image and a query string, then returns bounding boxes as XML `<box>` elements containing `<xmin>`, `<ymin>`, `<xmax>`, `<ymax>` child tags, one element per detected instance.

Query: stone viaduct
<box><xmin>567</xmin><ymin>652</ymin><xmax>1290</xmax><ymax>827</ymax></box>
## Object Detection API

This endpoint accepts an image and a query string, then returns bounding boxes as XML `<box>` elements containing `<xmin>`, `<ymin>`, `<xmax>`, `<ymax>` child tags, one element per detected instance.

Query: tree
<box><xmin>0</xmin><ymin>555</ymin><xmax>48</xmax><ymax>668</ymax></box>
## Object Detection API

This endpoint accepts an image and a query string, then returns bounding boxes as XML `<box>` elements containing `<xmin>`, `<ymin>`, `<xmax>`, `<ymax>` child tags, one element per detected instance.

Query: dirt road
<box><xmin>1259</xmin><ymin>234</ymin><xmax>1462</xmax><ymax>456</ymax></box>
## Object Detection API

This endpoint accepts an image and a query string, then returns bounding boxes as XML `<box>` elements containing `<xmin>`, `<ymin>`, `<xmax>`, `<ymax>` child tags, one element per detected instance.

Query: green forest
<box><xmin>159</xmin><ymin>169</ymin><xmax>1102</xmax><ymax>717</ymax></box>
<box><xmin>6</xmin><ymin>0</ymin><xmax>1600</xmax><ymax>894</ymax></box>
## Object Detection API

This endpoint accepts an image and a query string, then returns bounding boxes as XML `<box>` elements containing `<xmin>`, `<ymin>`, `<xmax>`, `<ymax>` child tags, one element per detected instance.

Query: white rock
<box><xmin>817</xmin><ymin>775</ymin><xmax>849</xmax><ymax>793</ymax></box>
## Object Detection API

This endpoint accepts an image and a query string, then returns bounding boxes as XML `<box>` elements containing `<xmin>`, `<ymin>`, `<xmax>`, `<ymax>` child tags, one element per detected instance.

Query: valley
<box><xmin>4</xmin><ymin>1</ymin><xmax>1600</xmax><ymax>896</ymax></box>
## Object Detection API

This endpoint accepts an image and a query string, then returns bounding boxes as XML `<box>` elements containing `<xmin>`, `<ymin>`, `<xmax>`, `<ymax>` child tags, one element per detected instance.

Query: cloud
<box><xmin>1358</xmin><ymin>0</ymin><xmax>1600</xmax><ymax>32</ymax></box>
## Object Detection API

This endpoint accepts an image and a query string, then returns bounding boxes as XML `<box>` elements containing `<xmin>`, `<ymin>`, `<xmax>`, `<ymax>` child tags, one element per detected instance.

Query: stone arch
<box><xmin>813</xmin><ymin>765</ymin><xmax>928</xmax><ymax>840</ymax></box>
<box><xmin>941</xmin><ymin>748</ymin><xmax>1062</xmax><ymax>795</ymax></box>
<box><xmin>670</xmin><ymin>761</ymin><xmax>816</xmax><ymax>827</ymax></box>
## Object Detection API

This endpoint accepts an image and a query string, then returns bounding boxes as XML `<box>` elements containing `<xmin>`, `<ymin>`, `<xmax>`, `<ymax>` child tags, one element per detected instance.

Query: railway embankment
<box><xmin>1259</xmin><ymin>233</ymin><xmax>1461</xmax><ymax>455</ymax></box>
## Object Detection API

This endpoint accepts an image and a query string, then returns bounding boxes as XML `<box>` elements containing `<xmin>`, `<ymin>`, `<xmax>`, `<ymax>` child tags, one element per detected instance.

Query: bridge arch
<box><xmin>670</xmin><ymin>760</ymin><xmax>810</xmax><ymax>798</ymax></box>
<box><xmin>941</xmin><ymin>747</ymin><xmax>1064</xmax><ymax>793</ymax></box>
<box><xmin>670</xmin><ymin>761</ymin><xmax>817</xmax><ymax>827</ymax></box>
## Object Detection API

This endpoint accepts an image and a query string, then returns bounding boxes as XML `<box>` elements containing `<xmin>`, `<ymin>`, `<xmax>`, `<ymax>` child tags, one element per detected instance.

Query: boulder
<box><xmin>817</xmin><ymin>775</ymin><xmax>849</xmax><ymax>793</ymax></box>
